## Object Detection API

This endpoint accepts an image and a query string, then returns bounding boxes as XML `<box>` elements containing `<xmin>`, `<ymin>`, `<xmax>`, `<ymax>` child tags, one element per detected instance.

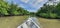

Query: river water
<box><xmin>0</xmin><ymin>16</ymin><xmax>40</xmax><ymax>28</ymax></box>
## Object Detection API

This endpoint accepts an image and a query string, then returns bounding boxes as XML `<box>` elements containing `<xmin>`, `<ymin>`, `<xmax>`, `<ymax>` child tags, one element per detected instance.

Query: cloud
<box><xmin>24</xmin><ymin>0</ymin><xmax>44</xmax><ymax>7</ymax></box>
<box><xmin>35</xmin><ymin>0</ymin><xmax>44</xmax><ymax>3</ymax></box>
<box><xmin>19</xmin><ymin>0</ymin><xmax>48</xmax><ymax>12</ymax></box>
<box><xmin>6</xmin><ymin>0</ymin><xmax>48</xmax><ymax>12</ymax></box>
<box><xmin>33</xmin><ymin>0</ymin><xmax>44</xmax><ymax>6</ymax></box>
<box><xmin>20</xmin><ymin>0</ymin><xmax>29</xmax><ymax>3</ymax></box>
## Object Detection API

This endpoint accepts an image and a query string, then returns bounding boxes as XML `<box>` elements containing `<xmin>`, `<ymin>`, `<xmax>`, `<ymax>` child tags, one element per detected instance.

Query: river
<box><xmin>0</xmin><ymin>16</ymin><xmax>40</xmax><ymax>28</ymax></box>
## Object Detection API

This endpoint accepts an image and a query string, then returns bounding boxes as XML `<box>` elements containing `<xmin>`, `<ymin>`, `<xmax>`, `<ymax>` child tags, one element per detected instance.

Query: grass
<box><xmin>0</xmin><ymin>16</ymin><xmax>28</xmax><ymax>28</ymax></box>
<box><xmin>38</xmin><ymin>17</ymin><xmax>60</xmax><ymax>28</ymax></box>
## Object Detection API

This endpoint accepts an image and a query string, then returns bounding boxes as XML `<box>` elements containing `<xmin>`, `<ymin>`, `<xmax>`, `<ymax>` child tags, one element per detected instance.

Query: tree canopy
<box><xmin>36</xmin><ymin>2</ymin><xmax>60</xmax><ymax>19</ymax></box>
<box><xmin>0</xmin><ymin>0</ymin><xmax>29</xmax><ymax>16</ymax></box>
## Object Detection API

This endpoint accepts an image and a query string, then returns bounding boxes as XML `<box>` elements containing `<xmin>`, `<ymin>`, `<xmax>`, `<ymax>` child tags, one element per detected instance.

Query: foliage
<box><xmin>0</xmin><ymin>0</ymin><xmax>29</xmax><ymax>16</ymax></box>
<box><xmin>36</xmin><ymin>3</ymin><xmax>60</xmax><ymax>19</ymax></box>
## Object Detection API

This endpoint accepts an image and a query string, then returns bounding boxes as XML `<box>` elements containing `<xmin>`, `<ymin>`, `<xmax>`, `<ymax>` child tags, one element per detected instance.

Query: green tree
<box><xmin>36</xmin><ymin>4</ymin><xmax>58</xmax><ymax>18</ymax></box>
<box><xmin>0</xmin><ymin>0</ymin><xmax>29</xmax><ymax>16</ymax></box>
<box><xmin>0</xmin><ymin>0</ymin><xmax>9</xmax><ymax>16</ymax></box>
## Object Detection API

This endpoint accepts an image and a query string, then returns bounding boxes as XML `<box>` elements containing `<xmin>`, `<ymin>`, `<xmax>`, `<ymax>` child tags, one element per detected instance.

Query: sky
<box><xmin>6</xmin><ymin>0</ymin><xmax>48</xmax><ymax>12</ymax></box>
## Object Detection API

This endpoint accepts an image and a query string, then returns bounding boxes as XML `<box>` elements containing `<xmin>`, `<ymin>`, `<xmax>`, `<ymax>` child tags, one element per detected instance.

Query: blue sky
<box><xmin>6</xmin><ymin>0</ymin><xmax>48</xmax><ymax>12</ymax></box>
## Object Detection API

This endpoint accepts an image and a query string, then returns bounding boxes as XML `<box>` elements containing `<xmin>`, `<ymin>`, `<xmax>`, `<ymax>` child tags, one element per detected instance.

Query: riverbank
<box><xmin>0</xmin><ymin>16</ymin><xmax>28</xmax><ymax>28</ymax></box>
<box><xmin>38</xmin><ymin>17</ymin><xmax>60</xmax><ymax>28</ymax></box>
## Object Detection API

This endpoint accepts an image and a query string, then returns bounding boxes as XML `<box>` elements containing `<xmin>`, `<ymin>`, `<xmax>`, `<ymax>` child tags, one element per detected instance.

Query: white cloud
<box><xmin>36</xmin><ymin>0</ymin><xmax>44</xmax><ymax>2</ymax></box>
<box><xmin>20</xmin><ymin>0</ymin><xmax>29</xmax><ymax>3</ymax></box>
<box><xmin>32</xmin><ymin>0</ymin><xmax>44</xmax><ymax>7</ymax></box>
<box><xmin>19</xmin><ymin>0</ymin><xmax>47</xmax><ymax>12</ymax></box>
